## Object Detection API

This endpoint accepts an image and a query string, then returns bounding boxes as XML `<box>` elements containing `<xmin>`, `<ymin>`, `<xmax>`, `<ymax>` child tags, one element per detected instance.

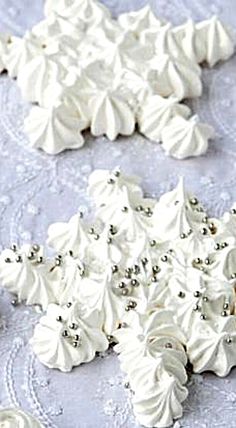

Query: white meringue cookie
<box><xmin>152</xmin><ymin>23</ymin><xmax>193</xmax><ymax>63</ymax></box>
<box><xmin>153</xmin><ymin>178</ymin><xmax>206</xmax><ymax>242</ymax></box>
<box><xmin>196</xmin><ymin>16</ymin><xmax>234</xmax><ymax>67</ymax></box>
<box><xmin>95</xmin><ymin>189</ymin><xmax>155</xmax><ymax>247</ymax></box>
<box><xmin>173</xmin><ymin>19</ymin><xmax>206</xmax><ymax>64</ymax></box>
<box><xmin>118</xmin><ymin>5</ymin><xmax>164</xmax><ymax>36</ymax></box>
<box><xmin>165</xmin><ymin>249</ymin><xmax>235</xmax><ymax>336</ymax></box>
<box><xmin>3</xmin><ymin>33</ymin><xmax>43</xmax><ymax>78</ymax></box>
<box><xmin>30</xmin><ymin>302</ymin><xmax>108</xmax><ymax>372</ymax></box>
<box><xmin>90</xmin><ymin>90</ymin><xmax>135</xmax><ymax>141</ymax></box>
<box><xmin>114</xmin><ymin>310</ymin><xmax>188</xmax><ymax>428</ymax></box>
<box><xmin>88</xmin><ymin>169</ymin><xmax>143</xmax><ymax>207</ymax></box>
<box><xmin>0</xmin><ymin>245</ymin><xmax>57</xmax><ymax>310</ymax></box>
<box><xmin>24</xmin><ymin>103</ymin><xmax>88</xmax><ymax>155</ymax></box>
<box><xmin>47</xmin><ymin>213</ymin><xmax>90</xmax><ymax>257</ymax></box>
<box><xmin>17</xmin><ymin>54</ymin><xmax>66</xmax><ymax>104</ymax></box>
<box><xmin>79</xmin><ymin>273</ymin><xmax>125</xmax><ymax>335</ymax></box>
<box><xmin>188</xmin><ymin>316</ymin><xmax>236</xmax><ymax>377</ymax></box>
<box><xmin>132</xmin><ymin>365</ymin><xmax>188</xmax><ymax>428</ymax></box>
<box><xmin>150</xmin><ymin>54</ymin><xmax>202</xmax><ymax>100</ymax></box>
<box><xmin>161</xmin><ymin>115</ymin><xmax>215</xmax><ymax>159</ymax></box>
<box><xmin>0</xmin><ymin>408</ymin><xmax>43</xmax><ymax>428</ymax></box>
<box><xmin>138</xmin><ymin>95</ymin><xmax>191</xmax><ymax>143</ymax></box>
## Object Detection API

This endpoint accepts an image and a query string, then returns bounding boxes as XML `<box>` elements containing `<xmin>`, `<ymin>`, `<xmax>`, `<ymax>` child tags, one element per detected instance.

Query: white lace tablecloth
<box><xmin>0</xmin><ymin>1</ymin><xmax>236</xmax><ymax>427</ymax></box>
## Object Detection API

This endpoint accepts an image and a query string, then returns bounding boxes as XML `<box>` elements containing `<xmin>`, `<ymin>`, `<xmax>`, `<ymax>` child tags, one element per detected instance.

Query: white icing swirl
<box><xmin>161</xmin><ymin>114</ymin><xmax>215</xmax><ymax>159</ymax></box>
<box><xmin>30</xmin><ymin>302</ymin><xmax>108</xmax><ymax>372</ymax></box>
<box><xmin>24</xmin><ymin>103</ymin><xmax>87</xmax><ymax>155</ymax></box>
<box><xmin>188</xmin><ymin>316</ymin><xmax>236</xmax><ymax>377</ymax></box>
<box><xmin>0</xmin><ymin>408</ymin><xmax>43</xmax><ymax>428</ymax></box>
<box><xmin>138</xmin><ymin>95</ymin><xmax>191</xmax><ymax>143</ymax></box>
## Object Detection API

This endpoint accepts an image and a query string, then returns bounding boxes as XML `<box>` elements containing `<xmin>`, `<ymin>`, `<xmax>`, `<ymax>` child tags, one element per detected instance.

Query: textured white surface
<box><xmin>0</xmin><ymin>0</ymin><xmax>236</xmax><ymax>427</ymax></box>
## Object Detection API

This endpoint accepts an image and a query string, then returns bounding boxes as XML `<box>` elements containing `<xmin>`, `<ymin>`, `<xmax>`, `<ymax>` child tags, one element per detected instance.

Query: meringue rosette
<box><xmin>161</xmin><ymin>115</ymin><xmax>215</xmax><ymax>159</ymax></box>
<box><xmin>24</xmin><ymin>103</ymin><xmax>88</xmax><ymax>154</ymax></box>
<box><xmin>30</xmin><ymin>302</ymin><xmax>108</xmax><ymax>372</ymax></box>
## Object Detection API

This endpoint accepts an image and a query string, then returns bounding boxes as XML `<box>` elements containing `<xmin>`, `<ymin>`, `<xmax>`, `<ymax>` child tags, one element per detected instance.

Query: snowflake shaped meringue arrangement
<box><xmin>0</xmin><ymin>0</ymin><xmax>234</xmax><ymax>157</ymax></box>
<box><xmin>1</xmin><ymin>169</ymin><xmax>236</xmax><ymax>427</ymax></box>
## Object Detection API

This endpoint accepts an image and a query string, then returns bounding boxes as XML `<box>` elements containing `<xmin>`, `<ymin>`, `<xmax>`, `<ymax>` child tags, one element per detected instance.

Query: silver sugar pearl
<box><xmin>118</xmin><ymin>282</ymin><xmax>126</xmax><ymax>289</ymax></box>
<box><xmin>107</xmin><ymin>178</ymin><xmax>115</xmax><ymax>184</ymax></box>
<box><xmin>178</xmin><ymin>291</ymin><xmax>185</xmax><ymax>298</ymax></box>
<box><xmin>131</xmin><ymin>279</ymin><xmax>139</xmax><ymax>287</ymax></box>
<box><xmin>190</xmin><ymin>197</ymin><xmax>198</xmax><ymax>205</ymax></box>
<box><xmin>165</xmin><ymin>342</ymin><xmax>173</xmax><ymax>349</ymax></box>
<box><xmin>32</xmin><ymin>244</ymin><xmax>40</xmax><ymax>252</ymax></box>
<box><xmin>200</xmin><ymin>314</ymin><xmax>207</xmax><ymax>320</ymax></box>
<box><xmin>69</xmin><ymin>323</ymin><xmax>78</xmax><ymax>330</ymax></box>
<box><xmin>194</xmin><ymin>291</ymin><xmax>201</xmax><ymax>298</ymax></box>
<box><xmin>112</xmin><ymin>265</ymin><xmax>118</xmax><ymax>274</ymax></box>
<box><xmin>221</xmin><ymin>242</ymin><xmax>228</xmax><ymax>249</ymax></box>
<box><xmin>74</xmin><ymin>334</ymin><xmax>80</xmax><ymax>341</ymax></box>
